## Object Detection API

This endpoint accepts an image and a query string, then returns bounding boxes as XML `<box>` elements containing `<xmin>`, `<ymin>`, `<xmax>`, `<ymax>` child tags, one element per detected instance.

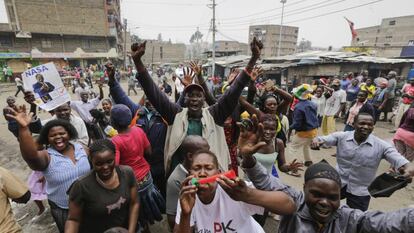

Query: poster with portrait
<box><xmin>22</xmin><ymin>62</ymin><xmax>71</xmax><ymax>111</ymax></box>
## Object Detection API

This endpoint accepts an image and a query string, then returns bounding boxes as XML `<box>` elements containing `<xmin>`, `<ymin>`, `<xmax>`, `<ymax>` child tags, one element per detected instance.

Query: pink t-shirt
<box><xmin>112</xmin><ymin>126</ymin><xmax>151</xmax><ymax>181</ymax></box>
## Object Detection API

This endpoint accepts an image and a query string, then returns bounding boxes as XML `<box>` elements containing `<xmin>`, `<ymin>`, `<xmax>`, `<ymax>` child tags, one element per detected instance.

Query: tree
<box><xmin>297</xmin><ymin>38</ymin><xmax>312</xmax><ymax>52</ymax></box>
<box><xmin>190</xmin><ymin>28</ymin><xmax>203</xmax><ymax>43</ymax></box>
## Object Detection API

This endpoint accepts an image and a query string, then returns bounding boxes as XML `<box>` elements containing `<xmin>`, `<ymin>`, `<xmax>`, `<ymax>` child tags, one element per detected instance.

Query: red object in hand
<box><xmin>191</xmin><ymin>170</ymin><xmax>237</xmax><ymax>186</ymax></box>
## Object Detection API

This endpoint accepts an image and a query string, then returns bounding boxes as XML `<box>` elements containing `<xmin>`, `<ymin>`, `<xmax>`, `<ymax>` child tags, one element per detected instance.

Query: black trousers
<box><xmin>15</xmin><ymin>86</ymin><xmax>24</xmax><ymax>97</ymax></box>
<box><xmin>341</xmin><ymin>186</ymin><xmax>371</xmax><ymax>211</ymax></box>
<box><xmin>48</xmin><ymin>200</ymin><xmax>69</xmax><ymax>233</ymax></box>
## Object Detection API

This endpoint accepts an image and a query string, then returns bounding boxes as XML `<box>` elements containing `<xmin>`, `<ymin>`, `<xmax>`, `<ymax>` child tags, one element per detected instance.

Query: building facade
<box><xmin>141</xmin><ymin>39</ymin><xmax>186</xmax><ymax>65</ymax></box>
<box><xmin>0</xmin><ymin>0</ymin><xmax>123</xmax><ymax>73</ymax></box>
<box><xmin>348</xmin><ymin>15</ymin><xmax>414</xmax><ymax>57</ymax></box>
<box><xmin>248</xmin><ymin>24</ymin><xmax>299</xmax><ymax>57</ymax></box>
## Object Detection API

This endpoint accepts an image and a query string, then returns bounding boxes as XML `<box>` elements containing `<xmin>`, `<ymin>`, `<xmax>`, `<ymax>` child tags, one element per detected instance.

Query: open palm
<box><xmin>237</xmin><ymin>114</ymin><xmax>267</xmax><ymax>156</ymax></box>
<box><xmin>6</xmin><ymin>105</ymin><xmax>33</xmax><ymax>128</ymax></box>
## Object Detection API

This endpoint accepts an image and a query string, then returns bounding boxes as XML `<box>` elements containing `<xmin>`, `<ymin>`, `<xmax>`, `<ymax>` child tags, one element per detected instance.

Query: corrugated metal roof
<box><xmin>262</xmin><ymin>51</ymin><xmax>414</xmax><ymax>64</ymax></box>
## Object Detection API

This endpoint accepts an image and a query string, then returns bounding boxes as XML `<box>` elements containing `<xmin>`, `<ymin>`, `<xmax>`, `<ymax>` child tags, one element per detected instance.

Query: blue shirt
<box><xmin>290</xmin><ymin>100</ymin><xmax>318</xmax><ymax>131</ymax></box>
<box><xmin>43</xmin><ymin>143</ymin><xmax>91</xmax><ymax>209</ymax></box>
<box><xmin>317</xmin><ymin>131</ymin><xmax>409</xmax><ymax>196</ymax></box>
<box><xmin>340</xmin><ymin>79</ymin><xmax>350</xmax><ymax>90</ymax></box>
<box><xmin>346</xmin><ymin>85</ymin><xmax>360</xmax><ymax>102</ymax></box>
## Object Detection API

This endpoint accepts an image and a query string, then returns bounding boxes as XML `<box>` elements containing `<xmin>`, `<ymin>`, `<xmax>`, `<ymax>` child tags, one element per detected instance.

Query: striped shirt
<box><xmin>43</xmin><ymin>143</ymin><xmax>91</xmax><ymax>209</ymax></box>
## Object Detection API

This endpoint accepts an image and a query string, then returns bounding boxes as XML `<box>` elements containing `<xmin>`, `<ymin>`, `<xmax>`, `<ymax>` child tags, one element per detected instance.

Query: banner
<box><xmin>22</xmin><ymin>62</ymin><xmax>71</xmax><ymax>111</ymax></box>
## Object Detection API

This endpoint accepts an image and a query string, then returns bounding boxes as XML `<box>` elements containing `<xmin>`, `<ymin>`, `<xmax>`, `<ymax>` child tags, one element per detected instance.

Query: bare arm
<box><xmin>275</xmin><ymin>139</ymin><xmax>288</xmax><ymax>172</ymax></box>
<box><xmin>8</xmin><ymin>106</ymin><xmax>50</xmax><ymax>171</ymax></box>
<box><xmin>65</xmin><ymin>201</ymin><xmax>83</xmax><ymax>233</ymax></box>
<box><xmin>190</xmin><ymin>61</ymin><xmax>216</xmax><ymax>106</ymax></box>
<box><xmin>274</xmin><ymin>87</ymin><xmax>293</xmax><ymax>116</ymax></box>
<box><xmin>128</xmin><ymin>185</ymin><xmax>139</xmax><ymax>233</ymax></box>
<box><xmin>98</xmin><ymin>84</ymin><xmax>104</xmax><ymax>100</ymax></box>
<box><xmin>131</xmin><ymin>42</ymin><xmax>181</xmax><ymax>124</ymax></box>
<box><xmin>239</xmin><ymin>96</ymin><xmax>262</xmax><ymax>119</ymax></box>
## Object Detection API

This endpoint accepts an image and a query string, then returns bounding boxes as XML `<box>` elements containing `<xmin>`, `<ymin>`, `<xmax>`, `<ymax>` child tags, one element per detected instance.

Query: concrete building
<box><xmin>248</xmin><ymin>24</ymin><xmax>299</xmax><ymax>57</ymax></box>
<box><xmin>0</xmin><ymin>0</ymin><xmax>123</xmax><ymax>74</ymax></box>
<box><xmin>141</xmin><ymin>39</ymin><xmax>186</xmax><ymax>65</ymax></box>
<box><xmin>346</xmin><ymin>15</ymin><xmax>414</xmax><ymax>57</ymax></box>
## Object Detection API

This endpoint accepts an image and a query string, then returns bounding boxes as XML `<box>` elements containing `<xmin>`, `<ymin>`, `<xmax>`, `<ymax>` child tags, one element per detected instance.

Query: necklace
<box><xmin>95</xmin><ymin>169</ymin><xmax>119</xmax><ymax>189</ymax></box>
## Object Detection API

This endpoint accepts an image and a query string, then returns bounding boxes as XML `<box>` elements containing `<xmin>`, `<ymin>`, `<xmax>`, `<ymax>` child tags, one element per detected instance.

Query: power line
<box><xmin>285</xmin><ymin>0</ymin><xmax>385</xmax><ymax>24</ymax></box>
<box><xmin>217</xmin><ymin>0</ymin><xmax>346</xmax><ymax>26</ymax></box>
<box><xmin>216</xmin><ymin>30</ymin><xmax>241</xmax><ymax>42</ymax></box>
<box><xmin>218</xmin><ymin>0</ymin><xmax>309</xmax><ymax>21</ymax></box>
<box><xmin>122</xmin><ymin>0</ymin><xmax>205</xmax><ymax>6</ymax></box>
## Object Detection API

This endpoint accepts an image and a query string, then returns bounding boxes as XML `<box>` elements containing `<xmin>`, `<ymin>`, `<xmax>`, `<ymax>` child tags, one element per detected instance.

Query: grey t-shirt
<box><xmin>386</xmin><ymin>78</ymin><xmax>396</xmax><ymax>99</ymax></box>
<box><xmin>166</xmin><ymin>164</ymin><xmax>188</xmax><ymax>215</ymax></box>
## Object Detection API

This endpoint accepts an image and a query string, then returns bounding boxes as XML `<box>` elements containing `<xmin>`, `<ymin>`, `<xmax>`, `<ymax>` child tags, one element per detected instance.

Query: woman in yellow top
<box><xmin>360</xmin><ymin>77</ymin><xmax>376</xmax><ymax>101</ymax></box>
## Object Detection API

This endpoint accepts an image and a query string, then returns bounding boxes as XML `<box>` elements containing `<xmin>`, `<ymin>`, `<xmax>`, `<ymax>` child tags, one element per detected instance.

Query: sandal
<box><xmin>287</xmin><ymin>171</ymin><xmax>301</xmax><ymax>177</ymax></box>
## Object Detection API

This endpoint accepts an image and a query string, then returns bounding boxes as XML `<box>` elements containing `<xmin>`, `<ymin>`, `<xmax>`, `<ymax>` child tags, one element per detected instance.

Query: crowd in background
<box><xmin>1</xmin><ymin>38</ymin><xmax>414</xmax><ymax>233</ymax></box>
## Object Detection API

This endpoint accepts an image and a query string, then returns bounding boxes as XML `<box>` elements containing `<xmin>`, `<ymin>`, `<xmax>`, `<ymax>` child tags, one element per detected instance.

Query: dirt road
<box><xmin>0</xmin><ymin>81</ymin><xmax>412</xmax><ymax>232</ymax></box>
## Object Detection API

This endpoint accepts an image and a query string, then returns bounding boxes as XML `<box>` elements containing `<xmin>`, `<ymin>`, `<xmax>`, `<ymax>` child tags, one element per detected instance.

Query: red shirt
<box><xmin>112</xmin><ymin>126</ymin><xmax>151</xmax><ymax>181</ymax></box>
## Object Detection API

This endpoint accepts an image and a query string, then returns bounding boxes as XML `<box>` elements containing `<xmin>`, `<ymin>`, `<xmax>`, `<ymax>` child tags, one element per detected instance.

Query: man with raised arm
<box><xmin>130</xmin><ymin>38</ymin><xmax>263</xmax><ymax>173</ymax></box>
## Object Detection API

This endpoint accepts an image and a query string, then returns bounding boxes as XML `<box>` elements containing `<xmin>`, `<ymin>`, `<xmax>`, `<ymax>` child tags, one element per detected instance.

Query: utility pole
<box><xmin>123</xmin><ymin>18</ymin><xmax>127</xmax><ymax>70</ymax></box>
<box><xmin>210</xmin><ymin>0</ymin><xmax>217</xmax><ymax>79</ymax></box>
<box><xmin>277</xmin><ymin>0</ymin><xmax>287</xmax><ymax>57</ymax></box>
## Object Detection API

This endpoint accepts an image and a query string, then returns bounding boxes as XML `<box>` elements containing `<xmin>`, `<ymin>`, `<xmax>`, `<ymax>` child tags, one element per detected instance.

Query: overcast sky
<box><xmin>1</xmin><ymin>0</ymin><xmax>413</xmax><ymax>48</ymax></box>
<box><xmin>121</xmin><ymin>0</ymin><xmax>414</xmax><ymax>48</ymax></box>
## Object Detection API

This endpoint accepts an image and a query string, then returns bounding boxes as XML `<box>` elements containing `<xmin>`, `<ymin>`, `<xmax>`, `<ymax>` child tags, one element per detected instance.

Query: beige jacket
<box><xmin>164</xmin><ymin>108</ymin><xmax>230</xmax><ymax>173</ymax></box>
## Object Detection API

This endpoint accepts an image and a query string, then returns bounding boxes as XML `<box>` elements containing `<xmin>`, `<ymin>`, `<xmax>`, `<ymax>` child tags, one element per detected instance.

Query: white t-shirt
<box><xmin>175</xmin><ymin>184</ymin><xmax>265</xmax><ymax>233</ymax></box>
<box><xmin>324</xmin><ymin>89</ymin><xmax>346</xmax><ymax>116</ymax></box>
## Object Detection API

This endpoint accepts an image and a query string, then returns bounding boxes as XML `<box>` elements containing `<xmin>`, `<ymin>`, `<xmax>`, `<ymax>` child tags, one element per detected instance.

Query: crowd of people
<box><xmin>1</xmin><ymin>37</ymin><xmax>414</xmax><ymax>233</ymax></box>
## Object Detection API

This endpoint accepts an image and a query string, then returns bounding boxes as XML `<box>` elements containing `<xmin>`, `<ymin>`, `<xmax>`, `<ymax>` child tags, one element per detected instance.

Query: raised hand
<box><xmin>131</xmin><ymin>41</ymin><xmax>147</xmax><ymax>62</ymax></box>
<box><xmin>180</xmin><ymin>67</ymin><xmax>195</xmax><ymax>87</ymax></box>
<box><xmin>237</xmin><ymin>114</ymin><xmax>267</xmax><ymax>157</ymax></box>
<box><xmin>105</xmin><ymin>61</ymin><xmax>115</xmax><ymax>82</ymax></box>
<box><xmin>227</xmin><ymin>69</ymin><xmax>240</xmax><ymax>85</ymax></box>
<box><xmin>6</xmin><ymin>105</ymin><xmax>34</xmax><ymax>128</ymax></box>
<box><xmin>179</xmin><ymin>176</ymin><xmax>198</xmax><ymax>215</ymax></box>
<box><xmin>189</xmin><ymin>61</ymin><xmax>202</xmax><ymax>77</ymax></box>
<box><xmin>217</xmin><ymin>175</ymin><xmax>250</xmax><ymax>202</ymax></box>
<box><xmin>250</xmin><ymin>66</ymin><xmax>263</xmax><ymax>82</ymax></box>
<box><xmin>250</xmin><ymin>37</ymin><xmax>263</xmax><ymax>59</ymax></box>
<box><xmin>23</xmin><ymin>91</ymin><xmax>36</xmax><ymax>105</ymax></box>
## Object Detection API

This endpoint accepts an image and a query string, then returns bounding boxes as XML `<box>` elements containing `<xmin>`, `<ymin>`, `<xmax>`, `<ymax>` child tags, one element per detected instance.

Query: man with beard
<box><xmin>130</xmin><ymin>38</ymin><xmax>263</xmax><ymax>174</ymax></box>
<box><xmin>311</xmin><ymin>113</ymin><xmax>413</xmax><ymax>211</ymax></box>
<box><xmin>232</xmin><ymin>115</ymin><xmax>414</xmax><ymax>233</ymax></box>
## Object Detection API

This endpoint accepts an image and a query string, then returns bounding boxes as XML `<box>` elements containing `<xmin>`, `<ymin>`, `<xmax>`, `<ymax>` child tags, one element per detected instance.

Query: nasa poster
<box><xmin>21</xmin><ymin>62</ymin><xmax>71</xmax><ymax>111</ymax></box>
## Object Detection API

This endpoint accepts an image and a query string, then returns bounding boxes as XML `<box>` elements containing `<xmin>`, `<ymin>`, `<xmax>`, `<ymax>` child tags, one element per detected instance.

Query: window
<box><xmin>82</xmin><ymin>39</ymin><xmax>92</xmax><ymax>49</ymax></box>
<box><xmin>41</xmin><ymin>38</ymin><xmax>52</xmax><ymax>48</ymax></box>
<box><xmin>389</xmin><ymin>20</ymin><xmax>396</xmax><ymax>25</ymax></box>
<box><xmin>385</xmin><ymin>36</ymin><xmax>393</xmax><ymax>39</ymax></box>
<box><xmin>0</xmin><ymin>35</ymin><xmax>12</xmax><ymax>47</ymax></box>
<box><xmin>384</xmin><ymin>43</ymin><xmax>390</xmax><ymax>46</ymax></box>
